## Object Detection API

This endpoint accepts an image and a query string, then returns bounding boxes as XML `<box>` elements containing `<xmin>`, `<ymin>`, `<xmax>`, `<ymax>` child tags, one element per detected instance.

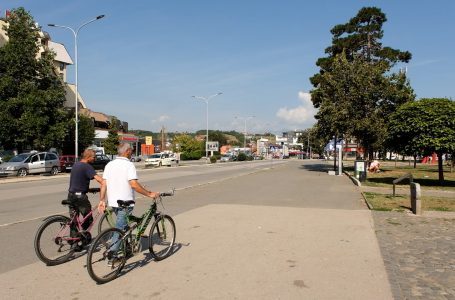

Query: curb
<box><xmin>342</xmin><ymin>170</ymin><xmax>375</xmax><ymax>210</ymax></box>
<box><xmin>343</xmin><ymin>170</ymin><xmax>362</xmax><ymax>186</ymax></box>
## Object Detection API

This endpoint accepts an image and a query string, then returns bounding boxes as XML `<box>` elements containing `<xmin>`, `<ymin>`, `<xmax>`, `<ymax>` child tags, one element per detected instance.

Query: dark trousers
<box><xmin>67</xmin><ymin>193</ymin><xmax>93</xmax><ymax>231</ymax></box>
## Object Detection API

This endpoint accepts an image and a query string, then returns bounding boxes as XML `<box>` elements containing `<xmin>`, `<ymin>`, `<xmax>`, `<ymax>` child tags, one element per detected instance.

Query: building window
<box><xmin>59</xmin><ymin>63</ymin><xmax>65</xmax><ymax>71</ymax></box>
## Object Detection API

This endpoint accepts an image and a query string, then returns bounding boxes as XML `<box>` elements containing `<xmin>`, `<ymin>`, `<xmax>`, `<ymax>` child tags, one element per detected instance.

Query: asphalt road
<box><xmin>0</xmin><ymin>159</ymin><xmax>287</xmax><ymax>273</ymax></box>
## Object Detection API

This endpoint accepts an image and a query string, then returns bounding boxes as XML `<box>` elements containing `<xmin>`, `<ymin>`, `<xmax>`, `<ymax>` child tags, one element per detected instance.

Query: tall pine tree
<box><xmin>310</xmin><ymin>7</ymin><xmax>414</xmax><ymax>159</ymax></box>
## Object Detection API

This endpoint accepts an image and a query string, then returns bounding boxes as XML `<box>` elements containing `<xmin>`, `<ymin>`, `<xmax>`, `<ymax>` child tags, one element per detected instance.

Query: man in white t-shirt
<box><xmin>98</xmin><ymin>143</ymin><xmax>159</xmax><ymax>260</ymax></box>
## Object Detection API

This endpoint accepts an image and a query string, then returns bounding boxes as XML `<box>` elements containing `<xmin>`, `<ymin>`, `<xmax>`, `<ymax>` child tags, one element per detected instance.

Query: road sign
<box><xmin>206</xmin><ymin>141</ymin><xmax>219</xmax><ymax>151</ymax></box>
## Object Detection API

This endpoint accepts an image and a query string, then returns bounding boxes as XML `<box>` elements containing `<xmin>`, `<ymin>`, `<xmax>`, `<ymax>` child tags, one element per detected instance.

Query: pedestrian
<box><xmin>176</xmin><ymin>152</ymin><xmax>180</xmax><ymax>166</ymax></box>
<box><xmin>67</xmin><ymin>148</ymin><xmax>103</xmax><ymax>243</ymax></box>
<box><xmin>368</xmin><ymin>160</ymin><xmax>380</xmax><ymax>173</ymax></box>
<box><xmin>98</xmin><ymin>143</ymin><xmax>159</xmax><ymax>260</ymax></box>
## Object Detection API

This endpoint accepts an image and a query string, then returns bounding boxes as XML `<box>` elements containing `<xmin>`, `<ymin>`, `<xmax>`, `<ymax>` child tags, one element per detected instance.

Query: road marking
<box><xmin>0</xmin><ymin>161</ymin><xmax>288</xmax><ymax>227</ymax></box>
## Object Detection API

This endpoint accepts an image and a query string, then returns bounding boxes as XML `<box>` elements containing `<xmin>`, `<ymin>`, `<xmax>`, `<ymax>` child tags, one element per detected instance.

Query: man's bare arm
<box><xmin>129</xmin><ymin>179</ymin><xmax>159</xmax><ymax>198</ymax></box>
<box><xmin>94</xmin><ymin>174</ymin><xmax>103</xmax><ymax>184</ymax></box>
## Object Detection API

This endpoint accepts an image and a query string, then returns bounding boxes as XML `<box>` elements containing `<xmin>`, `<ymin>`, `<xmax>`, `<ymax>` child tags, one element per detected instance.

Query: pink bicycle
<box><xmin>34</xmin><ymin>188</ymin><xmax>116</xmax><ymax>265</ymax></box>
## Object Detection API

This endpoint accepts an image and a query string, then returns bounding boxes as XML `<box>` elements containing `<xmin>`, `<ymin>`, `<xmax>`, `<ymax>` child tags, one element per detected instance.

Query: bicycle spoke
<box><xmin>34</xmin><ymin>216</ymin><xmax>74</xmax><ymax>265</ymax></box>
<box><xmin>87</xmin><ymin>228</ymin><xmax>126</xmax><ymax>284</ymax></box>
<box><xmin>149</xmin><ymin>215</ymin><xmax>176</xmax><ymax>260</ymax></box>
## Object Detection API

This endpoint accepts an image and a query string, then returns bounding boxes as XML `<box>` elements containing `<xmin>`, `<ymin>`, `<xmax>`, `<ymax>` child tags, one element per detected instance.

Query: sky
<box><xmin>2</xmin><ymin>1</ymin><xmax>455</xmax><ymax>135</ymax></box>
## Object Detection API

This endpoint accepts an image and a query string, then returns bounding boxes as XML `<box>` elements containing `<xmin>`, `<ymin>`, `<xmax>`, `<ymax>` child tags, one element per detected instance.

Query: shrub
<box><xmin>210</xmin><ymin>156</ymin><xmax>217</xmax><ymax>163</ymax></box>
<box><xmin>181</xmin><ymin>150</ymin><xmax>204</xmax><ymax>160</ymax></box>
<box><xmin>237</xmin><ymin>152</ymin><xmax>247</xmax><ymax>161</ymax></box>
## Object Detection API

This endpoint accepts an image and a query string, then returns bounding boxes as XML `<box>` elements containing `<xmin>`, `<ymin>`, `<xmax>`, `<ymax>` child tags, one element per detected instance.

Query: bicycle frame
<box><xmin>64</xmin><ymin>206</ymin><xmax>113</xmax><ymax>243</ymax></box>
<box><xmin>126</xmin><ymin>202</ymin><xmax>158</xmax><ymax>246</ymax></box>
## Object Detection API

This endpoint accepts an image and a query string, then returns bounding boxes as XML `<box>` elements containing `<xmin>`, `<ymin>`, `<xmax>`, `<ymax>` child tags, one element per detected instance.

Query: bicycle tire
<box><xmin>97</xmin><ymin>209</ymin><xmax>116</xmax><ymax>235</ymax></box>
<box><xmin>87</xmin><ymin>228</ymin><xmax>127</xmax><ymax>284</ymax></box>
<box><xmin>148</xmin><ymin>215</ymin><xmax>176</xmax><ymax>261</ymax></box>
<box><xmin>34</xmin><ymin>215</ymin><xmax>73</xmax><ymax>265</ymax></box>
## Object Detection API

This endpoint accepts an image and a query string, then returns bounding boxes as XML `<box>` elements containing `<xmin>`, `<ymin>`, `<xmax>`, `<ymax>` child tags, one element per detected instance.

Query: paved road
<box><xmin>0</xmin><ymin>160</ymin><xmax>286</xmax><ymax>273</ymax></box>
<box><xmin>1</xmin><ymin>159</ymin><xmax>394</xmax><ymax>299</ymax></box>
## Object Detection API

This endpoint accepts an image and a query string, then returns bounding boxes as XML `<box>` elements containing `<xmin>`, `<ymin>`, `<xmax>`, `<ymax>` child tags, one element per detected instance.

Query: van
<box><xmin>0</xmin><ymin>152</ymin><xmax>60</xmax><ymax>177</ymax></box>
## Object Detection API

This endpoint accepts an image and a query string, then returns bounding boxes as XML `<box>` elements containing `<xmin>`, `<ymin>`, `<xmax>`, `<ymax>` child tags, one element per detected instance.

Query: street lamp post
<box><xmin>192</xmin><ymin>92</ymin><xmax>222</xmax><ymax>160</ymax></box>
<box><xmin>48</xmin><ymin>15</ymin><xmax>105</xmax><ymax>160</ymax></box>
<box><xmin>235</xmin><ymin>116</ymin><xmax>255</xmax><ymax>150</ymax></box>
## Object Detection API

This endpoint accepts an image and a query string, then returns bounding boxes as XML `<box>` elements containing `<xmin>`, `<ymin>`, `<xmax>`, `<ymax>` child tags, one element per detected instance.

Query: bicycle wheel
<box><xmin>148</xmin><ymin>215</ymin><xmax>176</xmax><ymax>261</ymax></box>
<box><xmin>87</xmin><ymin>228</ymin><xmax>127</xmax><ymax>284</ymax></box>
<box><xmin>97</xmin><ymin>209</ymin><xmax>116</xmax><ymax>235</ymax></box>
<box><xmin>34</xmin><ymin>215</ymin><xmax>74</xmax><ymax>265</ymax></box>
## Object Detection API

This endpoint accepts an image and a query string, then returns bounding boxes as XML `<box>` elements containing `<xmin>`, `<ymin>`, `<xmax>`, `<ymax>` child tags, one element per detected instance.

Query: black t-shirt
<box><xmin>68</xmin><ymin>162</ymin><xmax>97</xmax><ymax>193</ymax></box>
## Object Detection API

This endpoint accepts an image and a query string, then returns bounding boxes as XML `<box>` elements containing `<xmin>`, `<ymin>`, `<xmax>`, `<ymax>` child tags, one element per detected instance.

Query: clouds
<box><xmin>151</xmin><ymin>115</ymin><xmax>170</xmax><ymax>124</ymax></box>
<box><xmin>276</xmin><ymin>91</ymin><xmax>317</xmax><ymax>128</ymax></box>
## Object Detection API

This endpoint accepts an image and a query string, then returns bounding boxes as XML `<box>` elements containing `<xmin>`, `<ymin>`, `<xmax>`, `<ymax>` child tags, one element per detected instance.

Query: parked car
<box><xmin>130</xmin><ymin>155</ymin><xmax>141</xmax><ymax>162</ymax></box>
<box><xmin>0</xmin><ymin>150</ymin><xmax>15</xmax><ymax>164</ymax></box>
<box><xmin>0</xmin><ymin>151</ymin><xmax>59</xmax><ymax>177</ymax></box>
<box><xmin>90</xmin><ymin>155</ymin><xmax>111</xmax><ymax>170</ymax></box>
<box><xmin>59</xmin><ymin>155</ymin><xmax>77</xmax><ymax>172</ymax></box>
<box><xmin>220</xmin><ymin>154</ymin><xmax>233</xmax><ymax>162</ymax></box>
<box><xmin>144</xmin><ymin>153</ymin><xmax>173</xmax><ymax>167</ymax></box>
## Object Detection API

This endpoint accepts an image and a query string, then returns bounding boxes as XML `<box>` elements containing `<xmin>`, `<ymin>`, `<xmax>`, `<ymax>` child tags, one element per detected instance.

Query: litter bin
<box><xmin>354</xmin><ymin>160</ymin><xmax>367</xmax><ymax>182</ymax></box>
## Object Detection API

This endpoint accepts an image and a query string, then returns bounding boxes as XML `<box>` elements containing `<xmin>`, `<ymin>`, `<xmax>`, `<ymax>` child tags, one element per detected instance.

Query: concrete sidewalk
<box><xmin>1</xmin><ymin>161</ymin><xmax>393</xmax><ymax>299</ymax></box>
<box><xmin>2</xmin><ymin>205</ymin><xmax>391</xmax><ymax>299</ymax></box>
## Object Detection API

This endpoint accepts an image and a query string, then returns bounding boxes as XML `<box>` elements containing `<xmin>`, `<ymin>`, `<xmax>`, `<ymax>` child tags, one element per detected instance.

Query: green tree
<box><xmin>61</xmin><ymin>113</ymin><xmax>95</xmax><ymax>155</ymax></box>
<box><xmin>387</xmin><ymin>98</ymin><xmax>455</xmax><ymax>183</ymax></box>
<box><xmin>172</xmin><ymin>134</ymin><xmax>204</xmax><ymax>160</ymax></box>
<box><xmin>0</xmin><ymin>8</ymin><xmax>67</xmax><ymax>151</ymax></box>
<box><xmin>103</xmin><ymin>117</ymin><xmax>120</xmax><ymax>157</ymax></box>
<box><xmin>209</xmin><ymin>130</ymin><xmax>228</xmax><ymax>146</ymax></box>
<box><xmin>310</xmin><ymin>7</ymin><xmax>414</xmax><ymax>159</ymax></box>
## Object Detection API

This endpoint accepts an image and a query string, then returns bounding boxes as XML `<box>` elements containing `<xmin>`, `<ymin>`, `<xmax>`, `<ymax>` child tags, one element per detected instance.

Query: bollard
<box><xmin>410</xmin><ymin>182</ymin><xmax>421</xmax><ymax>215</ymax></box>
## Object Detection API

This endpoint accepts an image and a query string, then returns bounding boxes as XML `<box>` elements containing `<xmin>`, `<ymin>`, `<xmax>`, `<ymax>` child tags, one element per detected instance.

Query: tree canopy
<box><xmin>103</xmin><ymin>117</ymin><xmax>120</xmax><ymax>156</ymax></box>
<box><xmin>0</xmin><ymin>7</ymin><xmax>67</xmax><ymax>151</ymax></box>
<box><xmin>387</xmin><ymin>98</ymin><xmax>455</xmax><ymax>182</ymax></box>
<box><xmin>309</xmin><ymin>6</ymin><xmax>414</xmax><ymax>159</ymax></box>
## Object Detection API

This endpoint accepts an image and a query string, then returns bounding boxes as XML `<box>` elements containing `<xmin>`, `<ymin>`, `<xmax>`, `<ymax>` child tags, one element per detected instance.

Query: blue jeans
<box><xmin>111</xmin><ymin>206</ymin><xmax>133</xmax><ymax>253</ymax></box>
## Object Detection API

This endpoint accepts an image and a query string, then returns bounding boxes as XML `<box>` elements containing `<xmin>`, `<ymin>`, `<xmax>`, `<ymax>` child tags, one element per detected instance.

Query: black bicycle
<box><xmin>86</xmin><ymin>190</ymin><xmax>176</xmax><ymax>284</ymax></box>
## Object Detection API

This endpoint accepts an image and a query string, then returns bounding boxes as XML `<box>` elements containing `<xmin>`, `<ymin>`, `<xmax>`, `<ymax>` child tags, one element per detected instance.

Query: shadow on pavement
<box><xmin>299</xmin><ymin>163</ymin><xmax>333</xmax><ymax>173</ymax></box>
<box><xmin>112</xmin><ymin>242</ymin><xmax>184</xmax><ymax>284</ymax></box>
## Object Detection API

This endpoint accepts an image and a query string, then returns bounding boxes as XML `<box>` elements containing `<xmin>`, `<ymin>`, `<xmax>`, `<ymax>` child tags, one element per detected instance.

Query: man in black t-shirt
<box><xmin>68</xmin><ymin>148</ymin><xmax>103</xmax><ymax>231</ymax></box>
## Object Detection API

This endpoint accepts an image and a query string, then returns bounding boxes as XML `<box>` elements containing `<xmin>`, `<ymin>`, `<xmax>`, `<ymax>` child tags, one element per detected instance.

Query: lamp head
<box><xmin>96</xmin><ymin>15</ymin><xmax>105</xmax><ymax>19</ymax></box>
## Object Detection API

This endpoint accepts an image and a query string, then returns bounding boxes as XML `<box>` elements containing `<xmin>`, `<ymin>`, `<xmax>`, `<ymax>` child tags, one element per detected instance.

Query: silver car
<box><xmin>0</xmin><ymin>152</ymin><xmax>60</xmax><ymax>177</ymax></box>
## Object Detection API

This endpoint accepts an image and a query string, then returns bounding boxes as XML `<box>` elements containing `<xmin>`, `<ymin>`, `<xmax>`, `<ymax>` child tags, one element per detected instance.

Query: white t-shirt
<box><xmin>103</xmin><ymin>156</ymin><xmax>138</xmax><ymax>207</ymax></box>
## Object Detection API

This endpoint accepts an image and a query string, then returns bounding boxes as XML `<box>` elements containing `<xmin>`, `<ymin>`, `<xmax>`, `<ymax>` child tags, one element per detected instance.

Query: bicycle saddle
<box><xmin>117</xmin><ymin>200</ymin><xmax>135</xmax><ymax>208</ymax></box>
<box><xmin>61</xmin><ymin>199</ymin><xmax>72</xmax><ymax>205</ymax></box>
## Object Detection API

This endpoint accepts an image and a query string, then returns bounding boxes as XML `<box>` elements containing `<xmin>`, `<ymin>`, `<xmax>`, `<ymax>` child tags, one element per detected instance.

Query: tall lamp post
<box><xmin>48</xmin><ymin>15</ymin><xmax>105</xmax><ymax>160</ymax></box>
<box><xmin>192</xmin><ymin>92</ymin><xmax>222</xmax><ymax>160</ymax></box>
<box><xmin>235</xmin><ymin>116</ymin><xmax>255</xmax><ymax>149</ymax></box>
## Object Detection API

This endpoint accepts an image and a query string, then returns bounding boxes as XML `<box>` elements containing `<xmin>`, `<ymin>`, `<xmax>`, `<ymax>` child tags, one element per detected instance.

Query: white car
<box><xmin>144</xmin><ymin>153</ymin><xmax>173</xmax><ymax>167</ymax></box>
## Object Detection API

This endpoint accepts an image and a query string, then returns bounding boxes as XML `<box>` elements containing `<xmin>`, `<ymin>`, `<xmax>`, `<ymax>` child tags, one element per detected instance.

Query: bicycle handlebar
<box><xmin>159</xmin><ymin>188</ymin><xmax>175</xmax><ymax>197</ymax></box>
<box><xmin>88</xmin><ymin>188</ymin><xmax>100</xmax><ymax>194</ymax></box>
<box><xmin>159</xmin><ymin>191</ymin><xmax>174</xmax><ymax>197</ymax></box>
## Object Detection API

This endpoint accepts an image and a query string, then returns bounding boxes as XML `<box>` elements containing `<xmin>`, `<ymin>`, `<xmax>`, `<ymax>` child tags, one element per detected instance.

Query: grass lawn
<box><xmin>344</xmin><ymin>160</ymin><xmax>455</xmax><ymax>191</ymax></box>
<box><xmin>363</xmin><ymin>192</ymin><xmax>455</xmax><ymax>212</ymax></box>
<box><xmin>342</xmin><ymin>160</ymin><xmax>455</xmax><ymax>212</ymax></box>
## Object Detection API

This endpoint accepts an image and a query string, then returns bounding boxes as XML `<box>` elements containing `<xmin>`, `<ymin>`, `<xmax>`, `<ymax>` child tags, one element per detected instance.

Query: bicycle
<box><xmin>86</xmin><ymin>190</ymin><xmax>176</xmax><ymax>284</ymax></box>
<box><xmin>34</xmin><ymin>188</ymin><xmax>116</xmax><ymax>266</ymax></box>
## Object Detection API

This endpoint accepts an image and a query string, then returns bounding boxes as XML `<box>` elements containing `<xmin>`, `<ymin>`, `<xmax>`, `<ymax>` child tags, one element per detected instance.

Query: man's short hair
<box><xmin>117</xmin><ymin>143</ymin><xmax>132</xmax><ymax>155</ymax></box>
<box><xmin>82</xmin><ymin>148</ymin><xmax>96</xmax><ymax>159</ymax></box>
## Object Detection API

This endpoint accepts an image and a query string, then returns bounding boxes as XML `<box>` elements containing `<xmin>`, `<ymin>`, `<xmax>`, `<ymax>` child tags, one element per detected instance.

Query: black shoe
<box><xmin>71</xmin><ymin>243</ymin><xmax>84</xmax><ymax>252</ymax></box>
